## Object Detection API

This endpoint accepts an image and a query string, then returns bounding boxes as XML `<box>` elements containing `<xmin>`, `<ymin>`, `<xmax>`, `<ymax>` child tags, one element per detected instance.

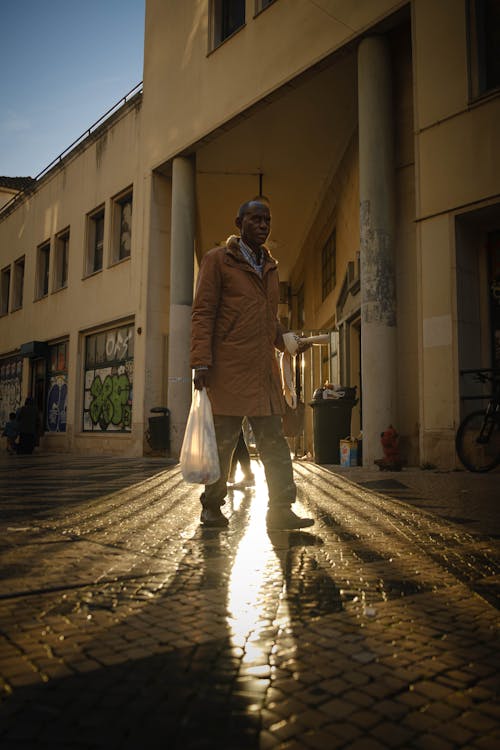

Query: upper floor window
<box><xmin>112</xmin><ymin>190</ymin><xmax>132</xmax><ymax>263</ymax></box>
<box><xmin>211</xmin><ymin>0</ymin><xmax>245</xmax><ymax>49</ymax></box>
<box><xmin>86</xmin><ymin>207</ymin><xmax>105</xmax><ymax>275</ymax></box>
<box><xmin>321</xmin><ymin>230</ymin><xmax>336</xmax><ymax>301</ymax></box>
<box><xmin>36</xmin><ymin>241</ymin><xmax>50</xmax><ymax>299</ymax></box>
<box><xmin>0</xmin><ymin>266</ymin><xmax>10</xmax><ymax>315</ymax></box>
<box><xmin>12</xmin><ymin>256</ymin><xmax>25</xmax><ymax>310</ymax></box>
<box><xmin>255</xmin><ymin>0</ymin><xmax>276</xmax><ymax>14</ymax></box>
<box><xmin>468</xmin><ymin>0</ymin><xmax>500</xmax><ymax>98</ymax></box>
<box><xmin>54</xmin><ymin>229</ymin><xmax>69</xmax><ymax>290</ymax></box>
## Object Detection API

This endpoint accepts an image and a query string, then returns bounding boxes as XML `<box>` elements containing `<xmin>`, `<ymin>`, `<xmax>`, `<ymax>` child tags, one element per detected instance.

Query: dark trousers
<box><xmin>17</xmin><ymin>433</ymin><xmax>35</xmax><ymax>455</ymax></box>
<box><xmin>202</xmin><ymin>415</ymin><xmax>296</xmax><ymax>511</ymax></box>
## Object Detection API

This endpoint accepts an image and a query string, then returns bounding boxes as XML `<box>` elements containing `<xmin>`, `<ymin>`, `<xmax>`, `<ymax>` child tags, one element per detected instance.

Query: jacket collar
<box><xmin>225</xmin><ymin>234</ymin><xmax>278</xmax><ymax>270</ymax></box>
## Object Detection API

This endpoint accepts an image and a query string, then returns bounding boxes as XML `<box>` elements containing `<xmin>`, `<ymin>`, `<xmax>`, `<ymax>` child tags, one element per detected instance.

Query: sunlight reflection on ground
<box><xmin>227</xmin><ymin>461</ymin><xmax>290</xmax><ymax>659</ymax></box>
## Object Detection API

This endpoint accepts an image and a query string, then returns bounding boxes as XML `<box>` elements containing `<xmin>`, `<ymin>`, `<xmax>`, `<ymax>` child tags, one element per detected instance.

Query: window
<box><xmin>54</xmin><ymin>229</ymin><xmax>69</xmax><ymax>290</ymax></box>
<box><xmin>211</xmin><ymin>0</ymin><xmax>245</xmax><ymax>48</ymax></box>
<box><xmin>112</xmin><ymin>190</ymin><xmax>132</xmax><ymax>262</ymax></box>
<box><xmin>12</xmin><ymin>256</ymin><xmax>25</xmax><ymax>310</ymax></box>
<box><xmin>255</xmin><ymin>0</ymin><xmax>276</xmax><ymax>14</ymax></box>
<box><xmin>86</xmin><ymin>207</ymin><xmax>105</xmax><ymax>275</ymax></box>
<box><xmin>1</xmin><ymin>266</ymin><xmax>11</xmax><ymax>315</ymax></box>
<box><xmin>321</xmin><ymin>230</ymin><xmax>336</xmax><ymax>301</ymax></box>
<box><xmin>83</xmin><ymin>323</ymin><xmax>134</xmax><ymax>432</ymax></box>
<box><xmin>46</xmin><ymin>341</ymin><xmax>68</xmax><ymax>432</ymax></box>
<box><xmin>36</xmin><ymin>241</ymin><xmax>50</xmax><ymax>298</ymax></box>
<box><xmin>468</xmin><ymin>0</ymin><xmax>500</xmax><ymax>97</ymax></box>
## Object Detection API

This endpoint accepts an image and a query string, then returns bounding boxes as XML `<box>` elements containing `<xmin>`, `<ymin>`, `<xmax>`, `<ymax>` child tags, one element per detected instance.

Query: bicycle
<box><xmin>455</xmin><ymin>368</ymin><xmax>500</xmax><ymax>472</ymax></box>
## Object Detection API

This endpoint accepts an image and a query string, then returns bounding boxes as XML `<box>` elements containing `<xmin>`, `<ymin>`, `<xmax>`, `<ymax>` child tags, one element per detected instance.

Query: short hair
<box><xmin>237</xmin><ymin>195</ymin><xmax>271</xmax><ymax>219</ymax></box>
<box><xmin>9</xmin><ymin>412</ymin><xmax>16</xmax><ymax>420</ymax></box>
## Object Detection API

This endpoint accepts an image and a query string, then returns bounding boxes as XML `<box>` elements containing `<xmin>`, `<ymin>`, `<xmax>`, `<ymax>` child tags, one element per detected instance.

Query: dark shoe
<box><xmin>200</xmin><ymin>507</ymin><xmax>229</xmax><ymax>527</ymax></box>
<box><xmin>267</xmin><ymin>508</ymin><xmax>314</xmax><ymax>530</ymax></box>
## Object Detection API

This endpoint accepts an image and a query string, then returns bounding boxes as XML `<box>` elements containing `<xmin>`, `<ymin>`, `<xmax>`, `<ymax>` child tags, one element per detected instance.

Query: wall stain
<box><xmin>360</xmin><ymin>200</ymin><xmax>396</xmax><ymax>326</ymax></box>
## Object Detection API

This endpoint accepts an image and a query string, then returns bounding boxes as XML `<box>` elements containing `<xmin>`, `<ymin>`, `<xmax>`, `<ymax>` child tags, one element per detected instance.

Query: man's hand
<box><xmin>296</xmin><ymin>339</ymin><xmax>312</xmax><ymax>354</ymax></box>
<box><xmin>193</xmin><ymin>368</ymin><xmax>209</xmax><ymax>391</ymax></box>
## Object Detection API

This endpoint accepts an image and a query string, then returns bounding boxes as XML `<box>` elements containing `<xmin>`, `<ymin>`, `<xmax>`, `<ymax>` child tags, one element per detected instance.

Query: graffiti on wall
<box><xmin>46</xmin><ymin>375</ymin><xmax>68</xmax><ymax>432</ymax></box>
<box><xmin>0</xmin><ymin>357</ymin><xmax>23</xmax><ymax>428</ymax></box>
<box><xmin>84</xmin><ymin>361</ymin><xmax>133</xmax><ymax>432</ymax></box>
<box><xmin>83</xmin><ymin>324</ymin><xmax>134</xmax><ymax>432</ymax></box>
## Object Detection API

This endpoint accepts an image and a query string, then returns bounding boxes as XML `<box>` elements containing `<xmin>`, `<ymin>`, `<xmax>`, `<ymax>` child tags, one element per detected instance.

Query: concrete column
<box><xmin>358</xmin><ymin>35</ymin><xmax>397</xmax><ymax>465</ymax></box>
<box><xmin>168</xmin><ymin>156</ymin><xmax>196</xmax><ymax>456</ymax></box>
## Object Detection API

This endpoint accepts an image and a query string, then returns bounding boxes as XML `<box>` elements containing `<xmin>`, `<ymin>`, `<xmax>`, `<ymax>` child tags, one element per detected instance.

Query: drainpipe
<box><xmin>358</xmin><ymin>35</ymin><xmax>397</xmax><ymax>465</ymax></box>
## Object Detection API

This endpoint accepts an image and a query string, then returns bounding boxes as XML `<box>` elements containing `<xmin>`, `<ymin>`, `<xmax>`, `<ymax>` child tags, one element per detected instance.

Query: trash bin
<box><xmin>148</xmin><ymin>407</ymin><xmax>170</xmax><ymax>451</ymax></box>
<box><xmin>309</xmin><ymin>390</ymin><xmax>357</xmax><ymax>464</ymax></box>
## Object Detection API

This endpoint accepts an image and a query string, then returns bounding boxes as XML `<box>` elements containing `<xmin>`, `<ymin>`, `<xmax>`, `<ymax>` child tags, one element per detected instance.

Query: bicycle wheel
<box><xmin>456</xmin><ymin>410</ymin><xmax>500</xmax><ymax>472</ymax></box>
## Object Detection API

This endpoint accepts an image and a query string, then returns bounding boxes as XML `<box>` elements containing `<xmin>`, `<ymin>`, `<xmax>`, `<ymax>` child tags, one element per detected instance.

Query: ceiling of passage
<box><xmin>195</xmin><ymin>49</ymin><xmax>358</xmax><ymax>280</ymax></box>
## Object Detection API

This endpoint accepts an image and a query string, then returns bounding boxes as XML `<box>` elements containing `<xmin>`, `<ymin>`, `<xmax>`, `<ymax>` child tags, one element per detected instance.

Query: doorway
<box><xmin>31</xmin><ymin>357</ymin><xmax>47</xmax><ymax>435</ymax></box>
<box><xmin>455</xmin><ymin>204</ymin><xmax>500</xmax><ymax>414</ymax></box>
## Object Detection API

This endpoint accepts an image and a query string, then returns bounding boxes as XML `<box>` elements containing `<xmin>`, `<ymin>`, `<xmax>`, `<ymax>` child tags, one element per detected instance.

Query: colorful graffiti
<box><xmin>85</xmin><ymin>364</ymin><xmax>132</xmax><ymax>432</ymax></box>
<box><xmin>46</xmin><ymin>375</ymin><xmax>68</xmax><ymax>432</ymax></box>
<box><xmin>0</xmin><ymin>357</ymin><xmax>23</xmax><ymax>428</ymax></box>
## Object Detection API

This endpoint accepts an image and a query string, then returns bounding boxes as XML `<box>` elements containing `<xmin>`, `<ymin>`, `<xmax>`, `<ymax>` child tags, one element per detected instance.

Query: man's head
<box><xmin>235</xmin><ymin>198</ymin><xmax>271</xmax><ymax>250</ymax></box>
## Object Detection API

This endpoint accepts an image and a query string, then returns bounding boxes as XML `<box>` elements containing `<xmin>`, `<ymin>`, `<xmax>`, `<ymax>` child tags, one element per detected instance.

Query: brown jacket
<box><xmin>190</xmin><ymin>235</ymin><xmax>286</xmax><ymax>416</ymax></box>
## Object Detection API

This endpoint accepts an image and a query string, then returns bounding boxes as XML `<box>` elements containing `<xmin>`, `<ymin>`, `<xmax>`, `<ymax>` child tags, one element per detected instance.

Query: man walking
<box><xmin>190</xmin><ymin>198</ymin><xmax>313</xmax><ymax>530</ymax></box>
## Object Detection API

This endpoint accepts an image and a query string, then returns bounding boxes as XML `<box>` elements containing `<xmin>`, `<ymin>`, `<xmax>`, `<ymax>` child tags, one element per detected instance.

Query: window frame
<box><xmin>54</xmin><ymin>228</ymin><xmax>70</xmax><ymax>291</ymax></box>
<box><xmin>467</xmin><ymin>0</ymin><xmax>500</xmax><ymax>100</ymax></box>
<box><xmin>0</xmin><ymin>265</ymin><xmax>11</xmax><ymax>316</ymax></box>
<box><xmin>11</xmin><ymin>256</ymin><xmax>25</xmax><ymax>311</ymax></box>
<box><xmin>46</xmin><ymin>340</ymin><xmax>69</xmax><ymax>433</ymax></box>
<box><xmin>209</xmin><ymin>0</ymin><xmax>246</xmax><ymax>51</ymax></box>
<box><xmin>82</xmin><ymin>322</ymin><xmax>134</xmax><ymax>433</ymax></box>
<box><xmin>254</xmin><ymin>0</ymin><xmax>276</xmax><ymax>17</ymax></box>
<box><xmin>85</xmin><ymin>206</ymin><xmax>105</xmax><ymax>277</ymax></box>
<box><xmin>111</xmin><ymin>188</ymin><xmax>133</xmax><ymax>264</ymax></box>
<box><xmin>36</xmin><ymin>241</ymin><xmax>51</xmax><ymax>300</ymax></box>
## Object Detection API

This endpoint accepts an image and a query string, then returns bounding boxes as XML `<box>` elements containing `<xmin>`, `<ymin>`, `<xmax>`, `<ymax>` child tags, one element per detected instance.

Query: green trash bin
<box><xmin>309</xmin><ymin>392</ymin><xmax>357</xmax><ymax>464</ymax></box>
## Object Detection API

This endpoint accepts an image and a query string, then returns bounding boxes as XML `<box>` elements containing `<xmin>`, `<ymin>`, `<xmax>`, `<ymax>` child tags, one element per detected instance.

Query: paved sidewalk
<box><xmin>324</xmin><ymin>463</ymin><xmax>500</xmax><ymax>538</ymax></box>
<box><xmin>0</xmin><ymin>453</ymin><xmax>499</xmax><ymax>749</ymax></box>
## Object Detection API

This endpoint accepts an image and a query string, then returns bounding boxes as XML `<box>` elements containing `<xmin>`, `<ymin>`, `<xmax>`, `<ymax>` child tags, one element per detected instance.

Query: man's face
<box><xmin>236</xmin><ymin>203</ymin><xmax>271</xmax><ymax>249</ymax></box>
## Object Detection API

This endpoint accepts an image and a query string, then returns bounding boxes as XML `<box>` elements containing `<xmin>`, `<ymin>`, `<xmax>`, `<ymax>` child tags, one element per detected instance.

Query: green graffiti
<box><xmin>89</xmin><ymin>372</ymin><xmax>132</xmax><ymax>430</ymax></box>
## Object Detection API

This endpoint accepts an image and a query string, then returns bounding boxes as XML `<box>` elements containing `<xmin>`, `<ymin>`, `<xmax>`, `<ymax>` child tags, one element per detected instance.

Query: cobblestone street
<box><xmin>0</xmin><ymin>454</ymin><xmax>499</xmax><ymax>749</ymax></box>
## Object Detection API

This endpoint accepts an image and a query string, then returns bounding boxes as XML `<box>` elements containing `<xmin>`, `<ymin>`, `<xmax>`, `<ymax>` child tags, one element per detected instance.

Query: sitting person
<box><xmin>2</xmin><ymin>412</ymin><xmax>19</xmax><ymax>454</ymax></box>
<box><xmin>16</xmin><ymin>397</ymin><xmax>41</xmax><ymax>455</ymax></box>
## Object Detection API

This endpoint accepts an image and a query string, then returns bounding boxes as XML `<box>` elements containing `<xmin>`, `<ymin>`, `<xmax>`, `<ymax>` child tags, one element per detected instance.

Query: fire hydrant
<box><xmin>375</xmin><ymin>425</ymin><xmax>404</xmax><ymax>471</ymax></box>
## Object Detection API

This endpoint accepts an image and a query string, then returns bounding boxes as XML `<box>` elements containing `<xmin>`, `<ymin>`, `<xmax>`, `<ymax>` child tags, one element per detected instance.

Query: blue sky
<box><xmin>1</xmin><ymin>0</ymin><xmax>145</xmax><ymax>178</ymax></box>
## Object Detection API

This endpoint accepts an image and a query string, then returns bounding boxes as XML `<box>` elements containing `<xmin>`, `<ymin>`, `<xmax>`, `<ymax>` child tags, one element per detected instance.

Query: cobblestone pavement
<box><xmin>0</xmin><ymin>454</ymin><xmax>499</xmax><ymax>749</ymax></box>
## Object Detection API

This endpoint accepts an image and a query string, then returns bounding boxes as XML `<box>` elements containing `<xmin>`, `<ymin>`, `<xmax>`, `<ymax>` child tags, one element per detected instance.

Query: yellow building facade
<box><xmin>1</xmin><ymin>0</ymin><xmax>499</xmax><ymax>469</ymax></box>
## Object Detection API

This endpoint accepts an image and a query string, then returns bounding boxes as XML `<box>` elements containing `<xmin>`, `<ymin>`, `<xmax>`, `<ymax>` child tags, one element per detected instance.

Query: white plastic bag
<box><xmin>180</xmin><ymin>388</ymin><xmax>220</xmax><ymax>484</ymax></box>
